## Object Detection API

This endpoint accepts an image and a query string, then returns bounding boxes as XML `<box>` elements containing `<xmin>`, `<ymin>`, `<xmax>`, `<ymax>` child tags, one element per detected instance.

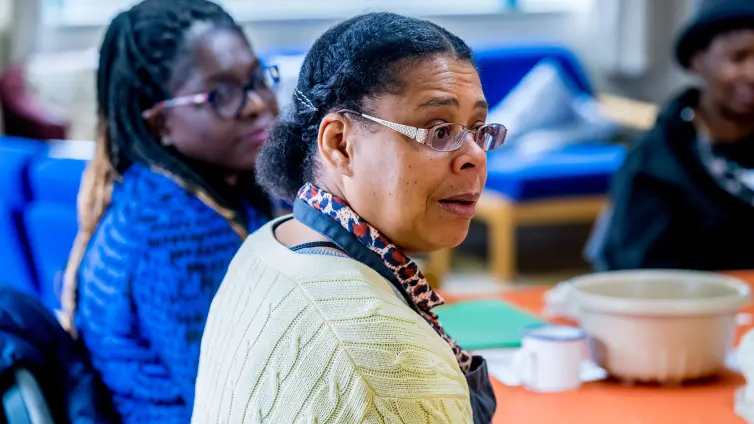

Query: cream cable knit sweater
<box><xmin>192</xmin><ymin>217</ymin><xmax>472</xmax><ymax>423</ymax></box>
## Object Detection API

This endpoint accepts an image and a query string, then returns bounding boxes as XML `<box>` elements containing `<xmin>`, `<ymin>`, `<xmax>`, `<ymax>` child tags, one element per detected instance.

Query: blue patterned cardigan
<box><xmin>76</xmin><ymin>164</ymin><xmax>268</xmax><ymax>423</ymax></box>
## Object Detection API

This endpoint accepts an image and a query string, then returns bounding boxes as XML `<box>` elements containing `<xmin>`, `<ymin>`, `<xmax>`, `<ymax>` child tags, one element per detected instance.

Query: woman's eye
<box><xmin>433</xmin><ymin>125</ymin><xmax>452</xmax><ymax>140</ymax></box>
<box><xmin>731</xmin><ymin>51</ymin><xmax>750</xmax><ymax>64</ymax></box>
<box><xmin>213</xmin><ymin>85</ymin><xmax>234</xmax><ymax>102</ymax></box>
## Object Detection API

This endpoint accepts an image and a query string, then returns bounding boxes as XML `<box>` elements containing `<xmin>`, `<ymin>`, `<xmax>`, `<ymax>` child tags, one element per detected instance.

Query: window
<box><xmin>518</xmin><ymin>0</ymin><xmax>594</xmax><ymax>13</ymax></box>
<box><xmin>44</xmin><ymin>0</ymin><xmax>593</xmax><ymax>27</ymax></box>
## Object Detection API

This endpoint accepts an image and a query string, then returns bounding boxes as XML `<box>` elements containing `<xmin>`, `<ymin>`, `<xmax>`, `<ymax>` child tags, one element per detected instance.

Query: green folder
<box><xmin>434</xmin><ymin>299</ymin><xmax>546</xmax><ymax>350</ymax></box>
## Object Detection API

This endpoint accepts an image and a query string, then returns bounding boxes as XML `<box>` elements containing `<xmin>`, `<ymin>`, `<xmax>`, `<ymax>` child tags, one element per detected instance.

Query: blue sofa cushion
<box><xmin>22</xmin><ymin>203</ymin><xmax>78</xmax><ymax>311</ymax></box>
<box><xmin>475</xmin><ymin>45</ymin><xmax>593</xmax><ymax>110</ymax></box>
<box><xmin>0</xmin><ymin>208</ymin><xmax>37</xmax><ymax>296</ymax></box>
<box><xmin>0</xmin><ymin>137</ymin><xmax>45</xmax><ymax>297</ymax></box>
<box><xmin>0</xmin><ymin>136</ymin><xmax>45</xmax><ymax>208</ymax></box>
<box><xmin>28</xmin><ymin>157</ymin><xmax>87</xmax><ymax>205</ymax></box>
<box><xmin>485</xmin><ymin>144</ymin><xmax>626</xmax><ymax>202</ymax></box>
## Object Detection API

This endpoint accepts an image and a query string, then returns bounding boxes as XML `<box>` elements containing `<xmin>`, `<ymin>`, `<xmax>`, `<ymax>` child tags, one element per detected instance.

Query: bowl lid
<box><xmin>568</xmin><ymin>270</ymin><xmax>751</xmax><ymax>316</ymax></box>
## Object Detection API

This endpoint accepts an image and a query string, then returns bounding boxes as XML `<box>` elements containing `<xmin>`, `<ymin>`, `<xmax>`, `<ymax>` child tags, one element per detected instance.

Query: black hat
<box><xmin>675</xmin><ymin>0</ymin><xmax>754</xmax><ymax>69</ymax></box>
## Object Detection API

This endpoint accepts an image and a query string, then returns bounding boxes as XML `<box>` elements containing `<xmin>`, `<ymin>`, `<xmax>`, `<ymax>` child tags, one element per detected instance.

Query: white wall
<box><xmin>39</xmin><ymin>11</ymin><xmax>596</xmax><ymax>55</ymax></box>
<box><xmin>604</xmin><ymin>0</ymin><xmax>698</xmax><ymax>103</ymax></box>
<box><xmin>0</xmin><ymin>0</ymin><xmax>11</xmax><ymax>66</ymax></box>
<box><xmin>35</xmin><ymin>11</ymin><xmax>603</xmax><ymax>94</ymax></box>
<box><xmin>15</xmin><ymin>0</ymin><xmax>699</xmax><ymax>104</ymax></box>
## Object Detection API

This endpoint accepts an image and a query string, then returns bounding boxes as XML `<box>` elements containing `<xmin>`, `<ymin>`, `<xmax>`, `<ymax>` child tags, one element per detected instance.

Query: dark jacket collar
<box><xmin>630</xmin><ymin>88</ymin><xmax>700</xmax><ymax>185</ymax></box>
<box><xmin>655</xmin><ymin>87</ymin><xmax>699</xmax><ymax>144</ymax></box>
<box><xmin>656</xmin><ymin>87</ymin><xmax>754</xmax><ymax>168</ymax></box>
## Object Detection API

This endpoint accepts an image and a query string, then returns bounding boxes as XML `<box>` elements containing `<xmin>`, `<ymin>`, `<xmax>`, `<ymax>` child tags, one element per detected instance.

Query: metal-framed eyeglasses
<box><xmin>142</xmin><ymin>65</ymin><xmax>280</xmax><ymax>120</ymax></box>
<box><xmin>339</xmin><ymin>109</ymin><xmax>507</xmax><ymax>152</ymax></box>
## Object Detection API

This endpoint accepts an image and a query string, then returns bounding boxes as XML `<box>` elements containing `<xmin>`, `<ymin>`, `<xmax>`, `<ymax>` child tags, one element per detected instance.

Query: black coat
<box><xmin>601</xmin><ymin>88</ymin><xmax>754</xmax><ymax>271</ymax></box>
<box><xmin>0</xmin><ymin>287</ymin><xmax>116</xmax><ymax>423</ymax></box>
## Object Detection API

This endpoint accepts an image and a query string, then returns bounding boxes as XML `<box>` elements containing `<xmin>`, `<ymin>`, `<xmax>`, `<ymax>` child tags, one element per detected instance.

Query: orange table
<box><xmin>488</xmin><ymin>271</ymin><xmax>754</xmax><ymax>424</ymax></box>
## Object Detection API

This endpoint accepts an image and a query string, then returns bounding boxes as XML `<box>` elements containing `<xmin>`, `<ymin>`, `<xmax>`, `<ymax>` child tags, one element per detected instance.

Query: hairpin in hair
<box><xmin>294</xmin><ymin>88</ymin><xmax>319</xmax><ymax>112</ymax></box>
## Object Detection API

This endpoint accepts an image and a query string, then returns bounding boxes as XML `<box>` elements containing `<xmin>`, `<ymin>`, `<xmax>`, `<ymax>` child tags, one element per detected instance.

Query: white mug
<box><xmin>514</xmin><ymin>325</ymin><xmax>588</xmax><ymax>393</ymax></box>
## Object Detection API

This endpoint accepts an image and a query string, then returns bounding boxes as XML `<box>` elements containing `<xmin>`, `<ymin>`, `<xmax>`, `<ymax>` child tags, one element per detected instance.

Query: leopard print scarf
<box><xmin>297</xmin><ymin>183</ymin><xmax>472</xmax><ymax>373</ymax></box>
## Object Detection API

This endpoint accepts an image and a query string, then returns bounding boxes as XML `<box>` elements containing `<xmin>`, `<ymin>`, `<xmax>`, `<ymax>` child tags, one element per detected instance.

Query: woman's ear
<box><xmin>143</xmin><ymin>108</ymin><xmax>169</xmax><ymax>141</ymax></box>
<box><xmin>317</xmin><ymin>112</ymin><xmax>355</xmax><ymax>178</ymax></box>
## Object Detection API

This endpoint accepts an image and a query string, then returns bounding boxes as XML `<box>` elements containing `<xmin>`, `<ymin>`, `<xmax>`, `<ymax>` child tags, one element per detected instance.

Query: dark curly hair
<box><xmin>256</xmin><ymin>12</ymin><xmax>474</xmax><ymax>201</ymax></box>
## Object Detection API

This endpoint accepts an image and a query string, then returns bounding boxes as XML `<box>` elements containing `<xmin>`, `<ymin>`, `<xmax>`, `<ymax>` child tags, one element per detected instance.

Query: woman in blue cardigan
<box><xmin>59</xmin><ymin>0</ymin><xmax>278</xmax><ymax>422</ymax></box>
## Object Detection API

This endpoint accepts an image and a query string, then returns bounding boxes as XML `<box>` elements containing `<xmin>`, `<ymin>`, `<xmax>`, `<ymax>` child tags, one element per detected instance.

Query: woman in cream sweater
<box><xmin>193</xmin><ymin>12</ymin><xmax>507</xmax><ymax>424</ymax></box>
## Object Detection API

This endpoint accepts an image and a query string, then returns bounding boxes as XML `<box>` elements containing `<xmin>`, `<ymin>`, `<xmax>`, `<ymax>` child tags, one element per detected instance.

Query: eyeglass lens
<box><xmin>209</xmin><ymin>67</ymin><xmax>278</xmax><ymax>118</ymax></box>
<box><xmin>428</xmin><ymin>123</ymin><xmax>507</xmax><ymax>152</ymax></box>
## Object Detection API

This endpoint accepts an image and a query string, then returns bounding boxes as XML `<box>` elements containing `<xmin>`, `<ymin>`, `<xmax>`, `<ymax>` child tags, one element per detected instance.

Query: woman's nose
<box><xmin>239</xmin><ymin>90</ymin><xmax>271</xmax><ymax>119</ymax></box>
<box><xmin>451</xmin><ymin>132</ymin><xmax>486</xmax><ymax>174</ymax></box>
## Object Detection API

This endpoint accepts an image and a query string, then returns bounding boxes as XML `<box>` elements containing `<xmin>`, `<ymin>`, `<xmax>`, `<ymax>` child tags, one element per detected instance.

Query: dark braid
<box><xmin>61</xmin><ymin>0</ymin><xmax>270</xmax><ymax>334</ymax></box>
<box><xmin>256</xmin><ymin>12</ymin><xmax>474</xmax><ymax>200</ymax></box>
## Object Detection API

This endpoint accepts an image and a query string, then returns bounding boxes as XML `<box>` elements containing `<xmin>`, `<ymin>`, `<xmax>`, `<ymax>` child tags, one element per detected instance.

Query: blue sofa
<box><xmin>24</xmin><ymin>157</ymin><xmax>85</xmax><ymax>310</ymax></box>
<box><xmin>475</xmin><ymin>45</ymin><xmax>592</xmax><ymax>110</ymax></box>
<box><xmin>0</xmin><ymin>137</ymin><xmax>45</xmax><ymax>296</ymax></box>
<box><xmin>0</xmin><ymin>136</ymin><xmax>86</xmax><ymax>311</ymax></box>
<box><xmin>474</xmin><ymin>44</ymin><xmax>622</xmax><ymax>203</ymax></box>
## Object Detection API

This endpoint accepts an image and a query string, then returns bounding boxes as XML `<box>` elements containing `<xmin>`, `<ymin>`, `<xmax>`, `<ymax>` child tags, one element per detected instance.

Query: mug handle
<box><xmin>513</xmin><ymin>349</ymin><xmax>538</xmax><ymax>388</ymax></box>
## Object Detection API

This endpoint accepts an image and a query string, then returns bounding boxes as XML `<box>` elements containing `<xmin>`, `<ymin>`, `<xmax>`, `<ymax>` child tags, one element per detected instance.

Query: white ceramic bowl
<box><xmin>568</xmin><ymin>270</ymin><xmax>750</xmax><ymax>384</ymax></box>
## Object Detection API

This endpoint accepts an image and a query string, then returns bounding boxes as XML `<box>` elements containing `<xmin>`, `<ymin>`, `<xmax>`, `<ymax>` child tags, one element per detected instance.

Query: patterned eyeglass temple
<box><xmin>358</xmin><ymin>113</ymin><xmax>431</xmax><ymax>144</ymax></box>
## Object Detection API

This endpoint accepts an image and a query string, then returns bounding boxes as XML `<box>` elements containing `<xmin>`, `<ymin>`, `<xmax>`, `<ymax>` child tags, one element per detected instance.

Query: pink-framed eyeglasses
<box><xmin>143</xmin><ymin>65</ymin><xmax>280</xmax><ymax>120</ymax></box>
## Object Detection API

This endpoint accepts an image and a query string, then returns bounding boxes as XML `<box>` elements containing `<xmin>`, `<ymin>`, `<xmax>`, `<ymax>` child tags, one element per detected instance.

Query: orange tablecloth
<box><xmin>488</xmin><ymin>271</ymin><xmax>754</xmax><ymax>424</ymax></box>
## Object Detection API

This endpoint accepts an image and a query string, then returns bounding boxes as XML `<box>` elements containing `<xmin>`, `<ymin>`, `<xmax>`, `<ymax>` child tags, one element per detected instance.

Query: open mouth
<box><xmin>438</xmin><ymin>194</ymin><xmax>479</xmax><ymax>219</ymax></box>
<box><xmin>439</xmin><ymin>199</ymin><xmax>475</xmax><ymax>206</ymax></box>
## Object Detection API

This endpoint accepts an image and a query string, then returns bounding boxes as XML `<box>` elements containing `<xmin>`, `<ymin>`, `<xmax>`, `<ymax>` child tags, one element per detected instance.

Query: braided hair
<box><xmin>60</xmin><ymin>0</ymin><xmax>270</xmax><ymax>333</ymax></box>
<box><xmin>256</xmin><ymin>12</ymin><xmax>474</xmax><ymax>200</ymax></box>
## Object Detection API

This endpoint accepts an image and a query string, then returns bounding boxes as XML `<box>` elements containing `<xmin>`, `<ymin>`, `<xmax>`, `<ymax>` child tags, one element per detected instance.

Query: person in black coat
<box><xmin>600</xmin><ymin>0</ymin><xmax>754</xmax><ymax>271</ymax></box>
